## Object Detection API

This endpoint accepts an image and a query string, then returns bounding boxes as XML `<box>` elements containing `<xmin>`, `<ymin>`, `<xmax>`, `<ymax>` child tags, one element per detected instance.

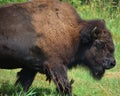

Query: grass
<box><xmin>0</xmin><ymin>0</ymin><xmax>120</xmax><ymax>96</ymax></box>
<box><xmin>0</xmin><ymin>68</ymin><xmax>120</xmax><ymax>96</ymax></box>
<box><xmin>0</xmin><ymin>0</ymin><xmax>27</xmax><ymax>5</ymax></box>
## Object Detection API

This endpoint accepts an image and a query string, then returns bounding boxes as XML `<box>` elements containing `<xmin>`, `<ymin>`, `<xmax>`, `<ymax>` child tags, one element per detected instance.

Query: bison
<box><xmin>0</xmin><ymin>0</ymin><xmax>116</xmax><ymax>95</ymax></box>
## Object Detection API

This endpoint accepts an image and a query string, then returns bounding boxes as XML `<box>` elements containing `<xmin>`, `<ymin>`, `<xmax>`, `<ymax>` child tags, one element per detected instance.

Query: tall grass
<box><xmin>0</xmin><ymin>0</ymin><xmax>120</xmax><ymax>96</ymax></box>
<box><xmin>0</xmin><ymin>0</ymin><xmax>27</xmax><ymax>5</ymax></box>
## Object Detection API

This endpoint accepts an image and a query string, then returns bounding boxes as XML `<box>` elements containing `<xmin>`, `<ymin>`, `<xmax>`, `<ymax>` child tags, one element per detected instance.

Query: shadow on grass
<box><xmin>0</xmin><ymin>80</ymin><xmax>15</xmax><ymax>95</ymax></box>
<box><xmin>33</xmin><ymin>87</ymin><xmax>57</xmax><ymax>96</ymax></box>
<box><xmin>0</xmin><ymin>80</ymin><xmax>57</xmax><ymax>96</ymax></box>
<box><xmin>0</xmin><ymin>81</ymin><xmax>78</xmax><ymax>96</ymax></box>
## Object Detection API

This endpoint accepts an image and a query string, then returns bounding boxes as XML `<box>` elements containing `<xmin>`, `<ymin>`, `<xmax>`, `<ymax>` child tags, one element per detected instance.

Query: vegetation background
<box><xmin>0</xmin><ymin>0</ymin><xmax>120</xmax><ymax>96</ymax></box>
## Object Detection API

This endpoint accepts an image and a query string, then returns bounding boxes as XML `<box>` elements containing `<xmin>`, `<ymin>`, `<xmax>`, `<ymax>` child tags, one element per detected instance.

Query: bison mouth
<box><xmin>83</xmin><ymin>59</ymin><xmax>106</xmax><ymax>80</ymax></box>
<box><xmin>90</xmin><ymin>66</ymin><xmax>105</xmax><ymax>80</ymax></box>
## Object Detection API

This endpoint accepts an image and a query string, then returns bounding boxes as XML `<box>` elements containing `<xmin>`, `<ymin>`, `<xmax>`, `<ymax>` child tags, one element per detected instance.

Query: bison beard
<box><xmin>0</xmin><ymin>0</ymin><xmax>116</xmax><ymax>96</ymax></box>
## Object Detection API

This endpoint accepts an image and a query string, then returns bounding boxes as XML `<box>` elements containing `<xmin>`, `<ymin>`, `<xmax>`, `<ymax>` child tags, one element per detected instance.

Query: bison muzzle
<box><xmin>0</xmin><ymin>0</ymin><xmax>116</xmax><ymax>95</ymax></box>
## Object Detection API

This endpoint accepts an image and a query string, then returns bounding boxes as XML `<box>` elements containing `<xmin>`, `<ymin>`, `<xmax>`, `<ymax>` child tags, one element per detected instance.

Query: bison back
<box><xmin>0</xmin><ymin>0</ymin><xmax>81</xmax><ymax>69</ymax></box>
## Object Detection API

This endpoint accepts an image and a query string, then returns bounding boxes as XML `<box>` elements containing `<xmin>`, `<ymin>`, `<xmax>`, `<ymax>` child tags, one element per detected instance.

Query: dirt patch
<box><xmin>105</xmin><ymin>72</ymin><xmax>120</xmax><ymax>78</ymax></box>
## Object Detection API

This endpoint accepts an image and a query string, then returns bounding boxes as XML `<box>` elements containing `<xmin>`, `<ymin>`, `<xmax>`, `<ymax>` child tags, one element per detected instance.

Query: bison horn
<box><xmin>92</xmin><ymin>26</ymin><xmax>97</xmax><ymax>32</ymax></box>
<box><xmin>91</xmin><ymin>26</ymin><xmax>98</xmax><ymax>39</ymax></box>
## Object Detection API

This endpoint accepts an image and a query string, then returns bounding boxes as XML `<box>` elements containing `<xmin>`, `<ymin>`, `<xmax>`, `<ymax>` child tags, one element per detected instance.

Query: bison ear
<box><xmin>80</xmin><ymin>25</ymin><xmax>99</xmax><ymax>44</ymax></box>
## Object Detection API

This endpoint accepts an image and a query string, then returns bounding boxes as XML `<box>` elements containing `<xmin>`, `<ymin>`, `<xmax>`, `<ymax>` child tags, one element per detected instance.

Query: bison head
<box><xmin>78</xmin><ymin>20</ymin><xmax>116</xmax><ymax>79</ymax></box>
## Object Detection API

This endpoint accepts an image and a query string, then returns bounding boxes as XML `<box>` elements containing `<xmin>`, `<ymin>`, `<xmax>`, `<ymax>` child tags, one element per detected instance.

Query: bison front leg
<box><xmin>15</xmin><ymin>68</ymin><xmax>37</xmax><ymax>91</ymax></box>
<box><xmin>46</xmin><ymin>64</ymin><xmax>72</xmax><ymax>96</ymax></box>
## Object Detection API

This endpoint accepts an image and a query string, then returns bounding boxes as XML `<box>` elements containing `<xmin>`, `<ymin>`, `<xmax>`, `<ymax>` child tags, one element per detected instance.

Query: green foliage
<box><xmin>0</xmin><ymin>0</ymin><xmax>27</xmax><ymax>5</ymax></box>
<box><xmin>0</xmin><ymin>0</ymin><xmax>120</xmax><ymax>96</ymax></box>
<box><xmin>0</xmin><ymin>81</ymin><xmax>36</xmax><ymax>96</ymax></box>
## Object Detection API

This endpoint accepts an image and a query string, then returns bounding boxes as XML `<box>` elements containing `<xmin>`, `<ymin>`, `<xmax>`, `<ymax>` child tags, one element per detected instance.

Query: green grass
<box><xmin>0</xmin><ymin>0</ymin><xmax>27</xmax><ymax>5</ymax></box>
<box><xmin>0</xmin><ymin>68</ymin><xmax>120</xmax><ymax>96</ymax></box>
<box><xmin>0</xmin><ymin>0</ymin><xmax>120</xmax><ymax>96</ymax></box>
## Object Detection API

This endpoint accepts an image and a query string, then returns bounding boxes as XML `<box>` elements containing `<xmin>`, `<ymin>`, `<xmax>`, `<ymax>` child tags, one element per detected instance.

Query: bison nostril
<box><xmin>110</xmin><ymin>60</ymin><xmax>116</xmax><ymax>67</ymax></box>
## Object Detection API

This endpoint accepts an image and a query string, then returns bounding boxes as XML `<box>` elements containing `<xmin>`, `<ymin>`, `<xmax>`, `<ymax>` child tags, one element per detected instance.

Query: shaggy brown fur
<box><xmin>0</xmin><ymin>0</ymin><xmax>116</xmax><ymax>95</ymax></box>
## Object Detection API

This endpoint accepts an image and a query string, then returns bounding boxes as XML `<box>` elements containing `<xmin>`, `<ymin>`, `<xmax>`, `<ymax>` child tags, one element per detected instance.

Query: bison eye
<box><xmin>94</xmin><ymin>40</ymin><xmax>105</xmax><ymax>49</ymax></box>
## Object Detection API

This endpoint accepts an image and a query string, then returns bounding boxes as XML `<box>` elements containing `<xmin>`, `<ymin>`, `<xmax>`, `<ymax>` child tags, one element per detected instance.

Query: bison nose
<box><xmin>110</xmin><ymin>59</ymin><xmax>116</xmax><ymax>67</ymax></box>
<box><xmin>103</xmin><ymin>58</ymin><xmax>116</xmax><ymax>69</ymax></box>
